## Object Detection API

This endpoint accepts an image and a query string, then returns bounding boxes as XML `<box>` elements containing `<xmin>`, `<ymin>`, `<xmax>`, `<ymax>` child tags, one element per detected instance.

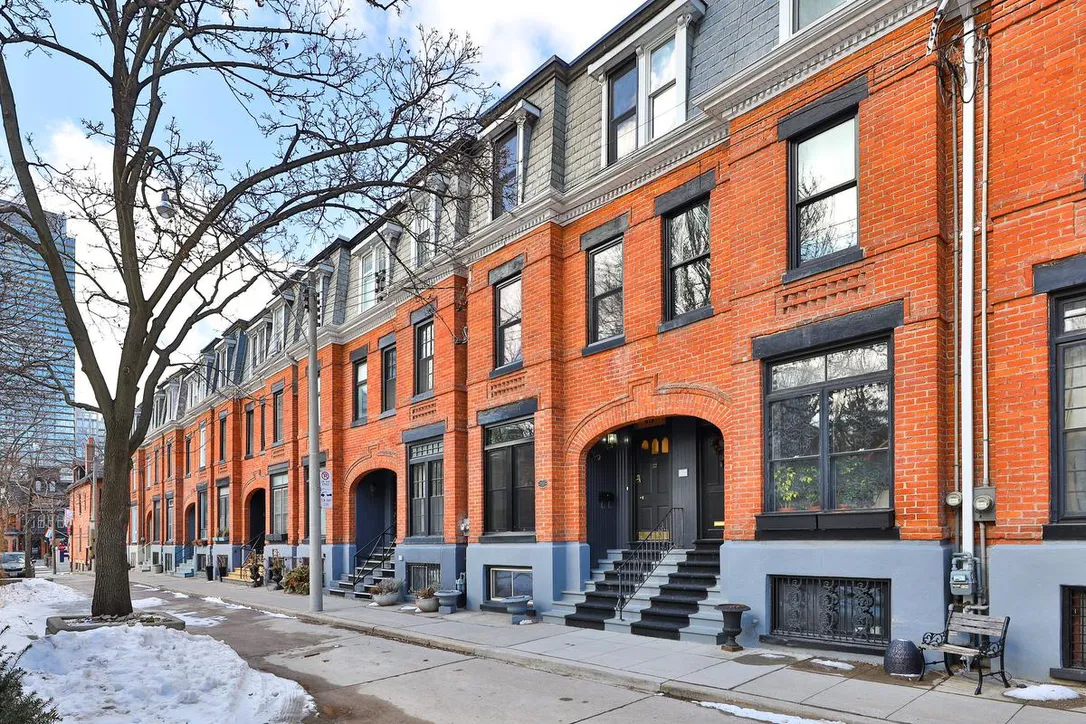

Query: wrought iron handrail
<box><xmin>352</xmin><ymin>524</ymin><xmax>394</xmax><ymax>590</ymax></box>
<box><xmin>615</xmin><ymin>507</ymin><xmax>684</xmax><ymax>620</ymax></box>
<box><xmin>239</xmin><ymin>532</ymin><xmax>265</xmax><ymax>580</ymax></box>
<box><xmin>175</xmin><ymin>543</ymin><xmax>194</xmax><ymax>568</ymax></box>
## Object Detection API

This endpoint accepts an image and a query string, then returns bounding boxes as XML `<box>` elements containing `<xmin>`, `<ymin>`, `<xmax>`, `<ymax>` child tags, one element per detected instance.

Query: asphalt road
<box><xmin>58</xmin><ymin>576</ymin><xmax>746</xmax><ymax>724</ymax></box>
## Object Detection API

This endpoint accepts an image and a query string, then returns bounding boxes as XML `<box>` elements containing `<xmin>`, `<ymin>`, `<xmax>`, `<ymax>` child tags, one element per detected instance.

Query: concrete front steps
<box><xmin>328</xmin><ymin>544</ymin><xmax>397</xmax><ymax>600</ymax></box>
<box><xmin>172</xmin><ymin>560</ymin><xmax>196</xmax><ymax>578</ymax></box>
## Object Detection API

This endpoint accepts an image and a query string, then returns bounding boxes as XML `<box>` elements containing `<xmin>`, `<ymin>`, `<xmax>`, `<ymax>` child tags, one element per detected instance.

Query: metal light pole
<box><xmin>89</xmin><ymin>444</ymin><xmax>96</xmax><ymax>572</ymax></box>
<box><xmin>307</xmin><ymin>273</ymin><xmax>323</xmax><ymax>612</ymax></box>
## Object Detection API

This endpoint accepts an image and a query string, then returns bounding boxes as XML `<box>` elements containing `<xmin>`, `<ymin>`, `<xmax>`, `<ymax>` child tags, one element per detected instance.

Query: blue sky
<box><xmin>4</xmin><ymin>1</ymin><xmax>642</xmax><ymax>402</ymax></box>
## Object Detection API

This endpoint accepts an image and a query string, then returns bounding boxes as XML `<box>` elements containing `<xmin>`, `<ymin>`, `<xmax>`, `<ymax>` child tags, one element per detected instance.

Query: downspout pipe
<box><xmin>960</xmin><ymin>13</ymin><xmax>978</xmax><ymax>559</ymax></box>
<box><xmin>980</xmin><ymin>35</ymin><xmax>991</xmax><ymax>491</ymax></box>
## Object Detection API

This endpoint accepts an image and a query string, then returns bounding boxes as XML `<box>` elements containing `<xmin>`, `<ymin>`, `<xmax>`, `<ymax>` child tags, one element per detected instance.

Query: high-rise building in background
<box><xmin>0</xmin><ymin>208</ymin><xmax>77</xmax><ymax>467</ymax></box>
<box><xmin>74</xmin><ymin>407</ymin><xmax>106</xmax><ymax>462</ymax></box>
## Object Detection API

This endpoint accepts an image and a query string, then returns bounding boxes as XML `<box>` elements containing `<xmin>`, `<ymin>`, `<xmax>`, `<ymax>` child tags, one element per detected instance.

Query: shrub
<box><xmin>0</xmin><ymin>645</ymin><xmax>60</xmax><ymax>724</ymax></box>
<box><xmin>374</xmin><ymin>578</ymin><xmax>402</xmax><ymax>594</ymax></box>
<box><xmin>415</xmin><ymin>585</ymin><xmax>436</xmax><ymax>599</ymax></box>
<box><xmin>282</xmin><ymin>565</ymin><xmax>309</xmax><ymax>595</ymax></box>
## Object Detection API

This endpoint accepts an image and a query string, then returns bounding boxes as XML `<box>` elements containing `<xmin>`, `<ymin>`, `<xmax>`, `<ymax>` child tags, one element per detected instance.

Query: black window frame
<box><xmin>244</xmin><ymin>407</ymin><xmax>254</xmax><ymax>457</ymax></box>
<box><xmin>408</xmin><ymin>437</ymin><xmax>444</xmax><ymax>538</ymax></box>
<box><xmin>1051</xmin><ymin>293</ymin><xmax>1086</xmax><ymax>524</ymax></box>
<box><xmin>165</xmin><ymin>498</ymin><xmax>175</xmax><ymax>543</ymax></box>
<box><xmin>218</xmin><ymin>415</ymin><xmax>227</xmax><ymax>462</ymax></box>
<box><xmin>763</xmin><ymin>336</ymin><xmax>894</xmax><ymax>514</ymax></box>
<box><xmin>483</xmin><ymin>417</ymin><xmax>536</xmax><ymax>534</ymax></box>
<box><xmin>414</xmin><ymin>320</ymin><xmax>435</xmax><ymax>396</ymax></box>
<box><xmin>217</xmin><ymin>487</ymin><xmax>229</xmax><ymax>535</ymax></box>
<box><xmin>494</xmin><ymin>275</ymin><xmax>523</xmax><ymax>369</ymax></box>
<box><xmin>663</xmin><ymin>197</ymin><xmax>711</xmax><ymax>321</ymax></box>
<box><xmin>197</xmin><ymin>489</ymin><xmax>208</xmax><ymax>539</ymax></box>
<box><xmin>353</xmin><ymin>357</ymin><xmax>368</xmax><ymax>422</ymax></box>
<box><xmin>587</xmin><ymin>237</ymin><xmax>624</xmax><ymax>344</ymax></box>
<box><xmin>492</xmin><ymin>128</ymin><xmax>519</xmax><ymax>219</ymax></box>
<box><xmin>184</xmin><ymin>436</ymin><xmax>191</xmax><ymax>475</ymax></box>
<box><xmin>165</xmin><ymin>441</ymin><xmax>172</xmax><ymax>478</ymax></box>
<box><xmin>607</xmin><ymin>57</ymin><xmax>638</xmax><ymax>165</ymax></box>
<box><xmin>270</xmin><ymin>472</ymin><xmax>288</xmax><ymax>537</ymax></box>
<box><xmin>788</xmin><ymin>112</ymin><xmax>860</xmax><ymax>271</ymax></box>
<box><xmin>382</xmin><ymin>345</ymin><xmax>397</xmax><ymax>412</ymax></box>
<box><xmin>272</xmin><ymin>389</ymin><xmax>284</xmax><ymax>444</ymax></box>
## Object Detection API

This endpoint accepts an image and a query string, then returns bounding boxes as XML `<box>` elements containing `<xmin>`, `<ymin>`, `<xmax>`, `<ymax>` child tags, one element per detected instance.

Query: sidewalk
<box><xmin>110</xmin><ymin>570</ymin><xmax>1086</xmax><ymax>724</ymax></box>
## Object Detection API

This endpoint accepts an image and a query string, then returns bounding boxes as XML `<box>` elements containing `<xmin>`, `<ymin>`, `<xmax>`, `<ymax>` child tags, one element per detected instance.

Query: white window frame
<box><xmin>479</xmin><ymin>99</ymin><xmax>540</xmax><ymax>222</ymax></box>
<box><xmin>588</xmin><ymin>0</ymin><xmax>702</xmax><ymax>168</ymax></box>
<box><xmin>198</xmin><ymin>422</ymin><xmax>207</xmax><ymax>469</ymax></box>
<box><xmin>779</xmin><ymin>0</ymin><xmax>854</xmax><ymax>43</ymax></box>
<box><xmin>353</xmin><ymin>223</ymin><xmax>401</xmax><ymax>314</ymax></box>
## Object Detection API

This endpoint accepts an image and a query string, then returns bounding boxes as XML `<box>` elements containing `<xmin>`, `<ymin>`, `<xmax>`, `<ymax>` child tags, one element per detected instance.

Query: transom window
<box><xmin>791</xmin><ymin>115</ymin><xmax>858</xmax><ymax>267</ymax></box>
<box><xmin>493</xmin><ymin>129</ymin><xmax>519</xmax><ymax>218</ymax></box>
<box><xmin>766</xmin><ymin>340</ymin><xmax>891</xmax><ymax>513</ymax></box>
<box><xmin>649</xmin><ymin>37</ymin><xmax>679</xmax><ymax>139</ymax></box>
<box><xmin>415</xmin><ymin>321</ymin><xmax>434</xmax><ymax>396</ymax></box>
<box><xmin>484</xmin><ymin>419</ymin><xmax>536</xmax><ymax>534</ymax></box>
<box><xmin>588</xmin><ymin>239</ymin><xmax>624</xmax><ymax>343</ymax></box>
<box><xmin>495</xmin><ymin>277</ymin><xmax>523</xmax><ymax>368</ymax></box>
<box><xmin>664</xmin><ymin>199</ymin><xmax>711</xmax><ymax>320</ymax></box>
<box><xmin>409</xmin><ymin>438</ymin><xmax>444</xmax><ymax>537</ymax></box>
<box><xmin>608</xmin><ymin>59</ymin><xmax>638</xmax><ymax>164</ymax></box>
<box><xmin>382</xmin><ymin>346</ymin><xmax>397</xmax><ymax>412</ymax></box>
<box><xmin>1053</xmin><ymin>295</ymin><xmax>1086</xmax><ymax>521</ymax></box>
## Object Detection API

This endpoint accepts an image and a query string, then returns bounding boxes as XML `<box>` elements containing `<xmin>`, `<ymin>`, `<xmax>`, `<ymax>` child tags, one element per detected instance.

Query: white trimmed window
<box><xmin>780</xmin><ymin>0</ymin><xmax>851</xmax><ymax>41</ymax></box>
<box><xmin>590</xmin><ymin>0</ymin><xmax>702</xmax><ymax>168</ymax></box>
<box><xmin>480</xmin><ymin>100</ymin><xmax>540</xmax><ymax>221</ymax></box>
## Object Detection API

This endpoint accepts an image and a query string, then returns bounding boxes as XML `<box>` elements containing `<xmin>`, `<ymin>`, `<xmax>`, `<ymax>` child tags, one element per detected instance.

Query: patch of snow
<box><xmin>132</xmin><ymin>583</ymin><xmax>157</xmax><ymax>591</ymax></box>
<box><xmin>21</xmin><ymin>625</ymin><xmax>313</xmax><ymax>723</ymax></box>
<box><xmin>170</xmin><ymin>611</ymin><xmax>227</xmax><ymax>628</ymax></box>
<box><xmin>131</xmin><ymin>597</ymin><xmax>169</xmax><ymax>610</ymax></box>
<box><xmin>517</xmin><ymin>619</ymin><xmax>536</xmax><ymax>625</ymax></box>
<box><xmin>758</xmin><ymin>653</ymin><xmax>788</xmax><ymax>659</ymax></box>
<box><xmin>201</xmin><ymin>596</ymin><xmax>250</xmax><ymax>611</ymax></box>
<box><xmin>697</xmin><ymin>702</ymin><xmax>845</xmax><ymax>724</ymax></box>
<box><xmin>367</xmin><ymin>602</ymin><xmax>380</xmax><ymax>607</ymax></box>
<box><xmin>258</xmin><ymin>610</ymin><xmax>294</xmax><ymax>619</ymax></box>
<box><xmin>0</xmin><ymin>578</ymin><xmax>86</xmax><ymax>607</ymax></box>
<box><xmin>0</xmin><ymin>579</ymin><xmax>88</xmax><ymax>650</ymax></box>
<box><xmin>1004</xmin><ymin>684</ymin><xmax>1081</xmax><ymax>702</ymax></box>
<box><xmin>400</xmin><ymin>605</ymin><xmax>419</xmax><ymax>611</ymax></box>
<box><xmin>809</xmin><ymin>658</ymin><xmax>855</xmax><ymax>671</ymax></box>
<box><xmin>170</xmin><ymin>592</ymin><xmax>190</xmax><ymax>599</ymax></box>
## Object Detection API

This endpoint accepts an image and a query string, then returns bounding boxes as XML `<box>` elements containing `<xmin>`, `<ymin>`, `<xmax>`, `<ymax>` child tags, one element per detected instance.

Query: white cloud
<box><xmin>383</xmin><ymin>1</ymin><xmax>643</xmax><ymax>91</ymax></box>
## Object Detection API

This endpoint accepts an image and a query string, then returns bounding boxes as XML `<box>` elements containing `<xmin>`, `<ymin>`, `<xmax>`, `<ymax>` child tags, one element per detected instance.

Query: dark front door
<box><xmin>635</xmin><ymin>428</ymin><xmax>671</xmax><ymax>538</ymax></box>
<box><xmin>699</xmin><ymin>425</ymin><xmax>725</xmax><ymax>539</ymax></box>
<box><xmin>185</xmin><ymin>505</ymin><xmax>196</xmax><ymax>542</ymax></box>
<box><xmin>248</xmin><ymin>490</ymin><xmax>266</xmax><ymax>541</ymax></box>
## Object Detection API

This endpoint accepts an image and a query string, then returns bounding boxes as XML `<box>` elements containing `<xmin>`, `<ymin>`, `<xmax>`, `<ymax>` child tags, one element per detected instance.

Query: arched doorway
<box><xmin>184</xmin><ymin>503</ymin><xmax>196</xmax><ymax>543</ymax></box>
<box><xmin>247</xmin><ymin>489</ymin><xmax>266</xmax><ymax>543</ymax></box>
<box><xmin>353</xmin><ymin>469</ymin><xmax>396</xmax><ymax>547</ymax></box>
<box><xmin>584</xmin><ymin>416</ymin><xmax>724</xmax><ymax>563</ymax></box>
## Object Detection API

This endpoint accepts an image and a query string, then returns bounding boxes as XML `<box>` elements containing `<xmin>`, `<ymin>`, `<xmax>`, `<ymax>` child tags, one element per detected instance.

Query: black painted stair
<box><xmin>565</xmin><ymin>549</ymin><xmax>658</xmax><ymax>630</ymax></box>
<box><xmin>629</xmin><ymin>539</ymin><xmax>721</xmax><ymax>640</ymax></box>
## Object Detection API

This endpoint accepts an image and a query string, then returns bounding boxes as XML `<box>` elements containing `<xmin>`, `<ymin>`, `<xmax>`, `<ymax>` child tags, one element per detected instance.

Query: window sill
<box><xmin>782</xmin><ymin>246</ymin><xmax>864</xmax><ymax>285</ymax></box>
<box><xmin>271</xmin><ymin>441</ymin><xmax>283</xmax><ymax>448</ymax></box>
<box><xmin>658</xmin><ymin>305</ymin><xmax>714</xmax><ymax>334</ymax></box>
<box><xmin>351</xmin><ymin>417</ymin><xmax>369</xmax><ymax>429</ymax></box>
<box><xmin>403</xmin><ymin>535</ymin><xmax>444</xmax><ymax>545</ymax></box>
<box><xmin>490</xmin><ymin>360</ymin><xmax>524</xmax><ymax>379</ymax></box>
<box><xmin>755</xmin><ymin>509</ymin><xmax>897</xmax><ymax>540</ymax></box>
<box><xmin>410</xmin><ymin>390</ymin><xmax>436</xmax><ymax>404</ymax></box>
<box><xmin>582</xmin><ymin>335</ymin><xmax>626</xmax><ymax>357</ymax></box>
<box><xmin>244</xmin><ymin>454</ymin><xmax>253</xmax><ymax>460</ymax></box>
<box><xmin>1042</xmin><ymin>523</ymin><xmax>1086</xmax><ymax>540</ymax></box>
<box><xmin>478</xmin><ymin>533</ymin><xmax>536</xmax><ymax>545</ymax></box>
<box><xmin>379</xmin><ymin>409</ymin><xmax>396</xmax><ymax>420</ymax></box>
<box><xmin>1051</xmin><ymin>667</ymin><xmax>1086</xmax><ymax>683</ymax></box>
<box><xmin>265</xmin><ymin>534</ymin><xmax>286</xmax><ymax>543</ymax></box>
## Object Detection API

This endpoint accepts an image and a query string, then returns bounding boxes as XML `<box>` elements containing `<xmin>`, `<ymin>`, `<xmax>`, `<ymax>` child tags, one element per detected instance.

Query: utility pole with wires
<box><xmin>306</xmin><ymin>271</ymin><xmax>323</xmax><ymax>613</ymax></box>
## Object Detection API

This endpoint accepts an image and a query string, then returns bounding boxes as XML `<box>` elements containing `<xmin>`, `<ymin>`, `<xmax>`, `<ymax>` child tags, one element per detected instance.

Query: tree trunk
<box><xmin>91</xmin><ymin>435</ymin><xmax>133</xmax><ymax>616</ymax></box>
<box><xmin>22</xmin><ymin>517</ymin><xmax>33</xmax><ymax>577</ymax></box>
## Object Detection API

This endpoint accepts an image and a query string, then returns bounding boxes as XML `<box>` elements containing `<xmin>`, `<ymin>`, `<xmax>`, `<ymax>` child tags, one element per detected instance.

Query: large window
<box><xmin>270</xmin><ymin>472</ymin><xmax>288</xmax><ymax>537</ymax></box>
<box><xmin>489</xmin><ymin>567</ymin><xmax>533</xmax><ymax>601</ymax></box>
<box><xmin>608</xmin><ymin>59</ymin><xmax>638</xmax><ymax>164</ymax></box>
<box><xmin>245</xmin><ymin>407</ymin><xmax>254</xmax><ymax>457</ymax></box>
<box><xmin>272</xmin><ymin>389</ymin><xmax>284</xmax><ymax>443</ymax></box>
<box><xmin>484</xmin><ymin>419</ymin><xmax>535</xmax><ymax>533</ymax></box>
<box><xmin>588</xmin><ymin>239</ymin><xmax>624</xmax><ymax>343</ymax></box>
<box><xmin>152</xmin><ymin>500</ymin><xmax>161</xmax><ymax>542</ymax></box>
<box><xmin>649</xmin><ymin>37</ymin><xmax>679</xmax><ymax>140</ymax></box>
<box><xmin>381</xmin><ymin>346</ymin><xmax>397</xmax><ymax>412</ymax></box>
<box><xmin>184</xmin><ymin>436</ymin><xmax>191</xmax><ymax>475</ymax></box>
<box><xmin>493</xmin><ymin>129</ymin><xmax>518</xmax><ymax>218</ymax></box>
<box><xmin>495</xmin><ymin>277</ymin><xmax>522</xmax><ymax>368</ymax></box>
<box><xmin>409</xmin><ymin>438</ymin><xmax>444</xmax><ymax>537</ymax></box>
<box><xmin>165</xmin><ymin>498</ymin><xmax>174</xmax><ymax>542</ymax></box>
<box><xmin>664</xmin><ymin>199</ymin><xmax>711</xmax><ymax>320</ymax></box>
<box><xmin>359</xmin><ymin>246</ymin><xmax>388</xmax><ymax>312</ymax></box>
<box><xmin>218</xmin><ymin>415</ymin><xmax>227</xmax><ymax>462</ymax></box>
<box><xmin>198</xmin><ymin>422</ymin><xmax>207</xmax><ymax>469</ymax></box>
<box><xmin>165</xmin><ymin>441</ymin><xmax>172</xmax><ymax>478</ymax></box>
<box><xmin>765</xmin><ymin>340</ymin><xmax>891</xmax><ymax>512</ymax></box>
<box><xmin>353</xmin><ymin>358</ymin><xmax>368</xmax><ymax>421</ymax></box>
<box><xmin>415</xmin><ymin>321</ymin><xmax>435</xmax><ymax>396</ymax></box>
<box><xmin>1053</xmin><ymin>296</ymin><xmax>1086</xmax><ymax>521</ymax></box>
<box><xmin>791</xmin><ymin>115</ymin><xmax>858</xmax><ymax>268</ymax></box>
<box><xmin>792</xmin><ymin>0</ymin><xmax>849</xmax><ymax>32</ymax></box>
<box><xmin>197</xmin><ymin>489</ymin><xmax>208</xmax><ymax>539</ymax></box>
<box><xmin>217</xmin><ymin>487</ymin><xmax>229</xmax><ymax>536</ymax></box>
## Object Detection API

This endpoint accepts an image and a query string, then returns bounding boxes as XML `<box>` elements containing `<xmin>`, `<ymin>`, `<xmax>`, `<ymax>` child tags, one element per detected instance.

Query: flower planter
<box><xmin>715</xmin><ymin>603</ymin><xmax>750</xmax><ymax>652</ymax></box>
<box><xmin>213</xmin><ymin>537</ymin><xmax>228</xmax><ymax>543</ymax></box>
<box><xmin>416</xmin><ymin>597</ymin><xmax>439</xmax><ymax>613</ymax></box>
<box><xmin>46</xmin><ymin>612</ymin><xmax>186</xmax><ymax>635</ymax></box>
<box><xmin>373</xmin><ymin>592</ymin><xmax>401</xmax><ymax>606</ymax></box>
<box><xmin>435</xmin><ymin>589</ymin><xmax>460</xmax><ymax>614</ymax></box>
<box><xmin>151</xmin><ymin>564</ymin><xmax>164</xmax><ymax>574</ymax></box>
<box><xmin>884</xmin><ymin>639</ymin><xmax>925</xmax><ymax>679</ymax></box>
<box><xmin>502</xmin><ymin>595</ymin><xmax>532</xmax><ymax>624</ymax></box>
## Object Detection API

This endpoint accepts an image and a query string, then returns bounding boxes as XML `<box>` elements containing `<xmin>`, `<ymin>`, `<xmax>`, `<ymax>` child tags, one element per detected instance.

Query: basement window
<box><xmin>407</xmin><ymin>563</ymin><xmax>441</xmax><ymax>594</ymax></box>
<box><xmin>766</xmin><ymin>575</ymin><xmax>890</xmax><ymax>652</ymax></box>
<box><xmin>1059</xmin><ymin>586</ymin><xmax>1086</xmax><ymax>677</ymax></box>
<box><xmin>488</xmin><ymin>567</ymin><xmax>533</xmax><ymax>601</ymax></box>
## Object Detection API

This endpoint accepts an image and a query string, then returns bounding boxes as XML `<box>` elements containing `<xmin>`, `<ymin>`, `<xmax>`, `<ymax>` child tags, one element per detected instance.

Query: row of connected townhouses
<box><xmin>92</xmin><ymin>0</ymin><xmax>1084</xmax><ymax>681</ymax></box>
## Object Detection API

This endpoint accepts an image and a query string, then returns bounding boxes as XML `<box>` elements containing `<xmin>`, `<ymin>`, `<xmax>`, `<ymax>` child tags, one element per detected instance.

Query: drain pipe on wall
<box><xmin>978</xmin><ymin>34</ymin><xmax>992</xmax><ymax>605</ymax></box>
<box><xmin>959</xmin><ymin>11</ymin><xmax>978</xmax><ymax>563</ymax></box>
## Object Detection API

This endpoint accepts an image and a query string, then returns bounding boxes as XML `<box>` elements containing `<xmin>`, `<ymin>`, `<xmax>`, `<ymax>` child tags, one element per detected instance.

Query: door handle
<box><xmin>638</xmin><ymin>496</ymin><xmax>645</xmax><ymax>501</ymax></box>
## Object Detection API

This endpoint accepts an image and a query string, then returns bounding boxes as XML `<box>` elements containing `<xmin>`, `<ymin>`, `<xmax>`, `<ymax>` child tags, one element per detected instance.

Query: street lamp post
<box><xmin>307</xmin><ymin>273</ymin><xmax>323</xmax><ymax>613</ymax></box>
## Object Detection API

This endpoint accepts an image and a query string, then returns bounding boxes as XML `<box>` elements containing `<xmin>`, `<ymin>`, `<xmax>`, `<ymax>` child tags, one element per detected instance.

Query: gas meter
<box><xmin>950</xmin><ymin>552</ymin><xmax>977</xmax><ymax>597</ymax></box>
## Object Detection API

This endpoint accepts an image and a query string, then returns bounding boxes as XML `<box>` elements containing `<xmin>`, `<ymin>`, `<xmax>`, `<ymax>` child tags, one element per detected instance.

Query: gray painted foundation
<box><xmin>466</xmin><ymin>542</ymin><xmax>589</xmax><ymax>612</ymax></box>
<box><xmin>396</xmin><ymin>541</ymin><xmax>466</xmax><ymax>591</ymax></box>
<box><xmin>989</xmin><ymin>542</ymin><xmax>1086</xmax><ymax>682</ymax></box>
<box><xmin>719</xmin><ymin>540</ymin><xmax>952</xmax><ymax>652</ymax></box>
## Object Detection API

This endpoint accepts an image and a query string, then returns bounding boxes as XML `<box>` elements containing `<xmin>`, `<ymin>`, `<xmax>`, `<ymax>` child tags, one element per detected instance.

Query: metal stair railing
<box><xmin>239</xmin><ymin>532</ymin><xmax>265</xmax><ymax>584</ymax></box>
<box><xmin>351</xmin><ymin>524</ymin><xmax>394</xmax><ymax>590</ymax></box>
<box><xmin>175</xmin><ymin>543</ymin><xmax>194</xmax><ymax>569</ymax></box>
<box><xmin>615</xmin><ymin>507</ymin><xmax>684</xmax><ymax>620</ymax></box>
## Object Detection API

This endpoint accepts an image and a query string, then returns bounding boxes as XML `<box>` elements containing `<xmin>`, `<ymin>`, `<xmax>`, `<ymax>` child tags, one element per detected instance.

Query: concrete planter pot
<box><xmin>152</xmin><ymin>564</ymin><xmax>164</xmax><ymax>574</ymax></box>
<box><xmin>373</xmin><ymin>592</ymin><xmax>401</xmax><ymax>606</ymax></box>
<box><xmin>416</xmin><ymin>597</ymin><xmax>439</xmax><ymax>613</ymax></box>
<box><xmin>435</xmin><ymin>590</ymin><xmax>460</xmax><ymax>614</ymax></box>
<box><xmin>46</xmin><ymin>612</ymin><xmax>186</xmax><ymax>635</ymax></box>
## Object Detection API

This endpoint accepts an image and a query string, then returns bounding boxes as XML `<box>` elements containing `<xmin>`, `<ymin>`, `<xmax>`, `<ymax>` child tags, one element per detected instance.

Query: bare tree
<box><xmin>0</xmin><ymin>0</ymin><xmax>489</xmax><ymax>615</ymax></box>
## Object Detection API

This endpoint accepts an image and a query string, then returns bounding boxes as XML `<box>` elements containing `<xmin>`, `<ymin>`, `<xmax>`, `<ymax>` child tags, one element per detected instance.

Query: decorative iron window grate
<box><xmin>770</xmin><ymin>575</ymin><xmax>890</xmax><ymax>650</ymax></box>
<box><xmin>1064</xmin><ymin>586</ymin><xmax>1086</xmax><ymax>670</ymax></box>
<box><xmin>407</xmin><ymin>563</ymin><xmax>441</xmax><ymax>594</ymax></box>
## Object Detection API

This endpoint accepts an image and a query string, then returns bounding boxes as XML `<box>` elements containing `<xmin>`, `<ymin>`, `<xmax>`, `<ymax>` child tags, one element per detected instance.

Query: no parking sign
<box><xmin>319</xmin><ymin>469</ymin><xmax>333</xmax><ymax>509</ymax></box>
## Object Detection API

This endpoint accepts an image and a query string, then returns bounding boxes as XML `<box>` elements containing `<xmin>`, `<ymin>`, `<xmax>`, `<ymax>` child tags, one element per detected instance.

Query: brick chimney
<box><xmin>85</xmin><ymin>437</ymin><xmax>95</xmax><ymax>476</ymax></box>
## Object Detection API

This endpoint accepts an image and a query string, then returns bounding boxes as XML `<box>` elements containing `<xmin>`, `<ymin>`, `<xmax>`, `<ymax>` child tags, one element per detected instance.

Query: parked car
<box><xmin>1</xmin><ymin>552</ymin><xmax>26</xmax><ymax>578</ymax></box>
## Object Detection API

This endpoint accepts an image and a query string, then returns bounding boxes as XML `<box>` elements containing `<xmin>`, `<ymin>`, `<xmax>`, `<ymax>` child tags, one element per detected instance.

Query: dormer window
<box><xmin>356</xmin><ymin>223</ymin><xmax>399</xmax><ymax>313</ymax></box>
<box><xmin>590</xmin><ymin>1</ymin><xmax>701</xmax><ymax>168</ymax></box>
<box><xmin>781</xmin><ymin>0</ymin><xmax>851</xmax><ymax>40</ymax></box>
<box><xmin>492</xmin><ymin>129</ymin><xmax>519</xmax><ymax>218</ymax></box>
<box><xmin>481</xmin><ymin>100</ymin><xmax>539</xmax><ymax>221</ymax></box>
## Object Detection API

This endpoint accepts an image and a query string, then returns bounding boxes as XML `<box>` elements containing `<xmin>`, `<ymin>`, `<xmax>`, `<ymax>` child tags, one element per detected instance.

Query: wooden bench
<box><xmin>920</xmin><ymin>606</ymin><xmax>1011</xmax><ymax>694</ymax></box>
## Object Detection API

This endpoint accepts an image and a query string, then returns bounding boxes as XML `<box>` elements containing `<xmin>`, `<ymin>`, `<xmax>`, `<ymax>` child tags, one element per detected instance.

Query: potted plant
<box><xmin>372</xmin><ymin>578</ymin><xmax>403</xmax><ymax>606</ymax></box>
<box><xmin>267</xmin><ymin>553</ymin><xmax>285</xmax><ymax>589</ymax></box>
<box><xmin>415</xmin><ymin>585</ymin><xmax>439</xmax><ymax>613</ymax></box>
<box><xmin>213</xmin><ymin>528</ymin><xmax>229</xmax><ymax>543</ymax></box>
<box><xmin>283</xmin><ymin>565</ymin><xmax>310</xmax><ymax>595</ymax></box>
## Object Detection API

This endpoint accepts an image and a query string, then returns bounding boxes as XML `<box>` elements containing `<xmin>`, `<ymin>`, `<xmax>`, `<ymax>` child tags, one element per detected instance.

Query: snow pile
<box><xmin>0</xmin><ymin>578</ymin><xmax>86</xmax><ymax>607</ymax></box>
<box><xmin>170</xmin><ymin>610</ymin><xmax>227</xmax><ymax>628</ymax></box>
<box><xmin>170</xmin><ymin>591</ymin><xmax>190</xmax><ymax>599</ymax></box>
<box><xmin>21</xmin><ymin>625</ymin><xmax>314</xmax><ymax>723</ymax></box>
<box><xmin>697</xmin><ymin>702</ymin><xmax>845</xmax><ymax>724</ymax></box>
<box><xmin>202</xmin><ymin>596</ymin><xmax>250</xmax><ymax>610</ymax></box>
<box><xmin>131</xmin><ymin>597</ymin><xmax>169</xmax><ymax>609</ymax></box>
<box><xmin>1004</xmin><ymin>684</ymin><xmax>1081</xmax><ymax>702</ymax></box>
<box><xmin>809</xmin><ymin>658</ymin><xmax>855</xmax><ymax>671</ymax></box>
<box><xmin>0</xmin><ymin>578</ymin><xmax>87</xmax><ymax>649</ymax></box>
<box><xmin>259</xmin><ymin>610</ymin><xmax>294</xmax><ymax>619</ymax></box>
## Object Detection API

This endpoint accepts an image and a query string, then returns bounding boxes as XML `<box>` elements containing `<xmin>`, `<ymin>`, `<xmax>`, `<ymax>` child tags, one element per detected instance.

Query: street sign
<box><xmin>319</xmin><ymin>469</ymin><xmax>332</xmax><ymax>509</ymax></box>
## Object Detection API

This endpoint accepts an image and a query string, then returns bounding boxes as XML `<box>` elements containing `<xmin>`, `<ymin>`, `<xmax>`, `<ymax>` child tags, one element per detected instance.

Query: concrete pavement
<box><xmin>58</xmin><ymin>571</ymin><xmax>1086</xmax><ymax>724</ymax></box>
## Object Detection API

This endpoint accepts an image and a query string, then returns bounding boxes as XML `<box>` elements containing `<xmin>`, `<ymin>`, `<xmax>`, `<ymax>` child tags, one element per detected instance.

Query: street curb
<box><xmin>663</xmin><ymin>681</ymin><xmax>886</xmax><ymax>724</ymax></box>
